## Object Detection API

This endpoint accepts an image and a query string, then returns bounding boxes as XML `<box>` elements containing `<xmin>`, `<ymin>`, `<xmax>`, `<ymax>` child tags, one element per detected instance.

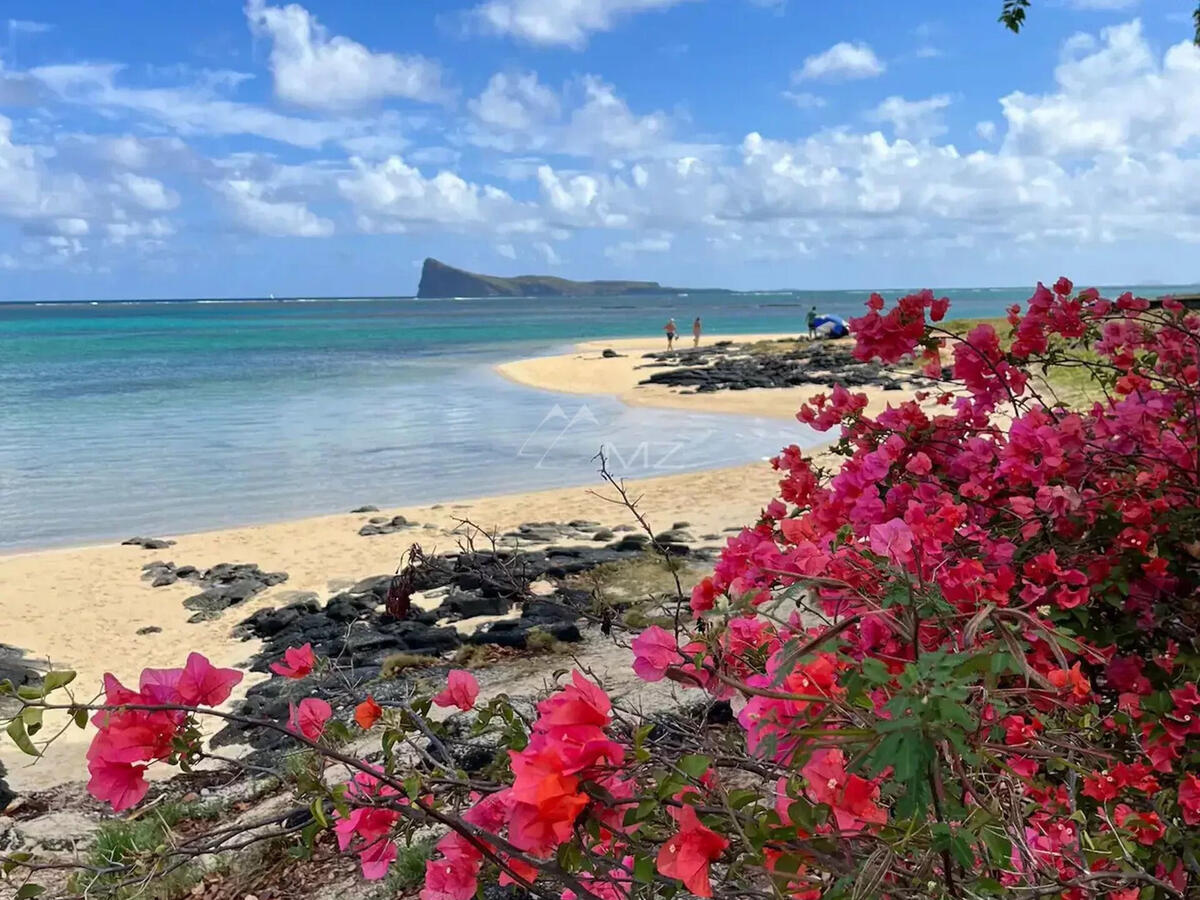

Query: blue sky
<box><xmin>0</xmin><ymin>0</ymin><xmax>1198</xmax><ymax>299</ymax></box>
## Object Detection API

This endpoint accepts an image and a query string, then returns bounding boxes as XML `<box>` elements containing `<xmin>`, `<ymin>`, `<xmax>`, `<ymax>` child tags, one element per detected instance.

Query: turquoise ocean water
<box><xmin>2</xmin><ymin>285</ymin><xmax>1194</xmax><ymax>551</ymax></box>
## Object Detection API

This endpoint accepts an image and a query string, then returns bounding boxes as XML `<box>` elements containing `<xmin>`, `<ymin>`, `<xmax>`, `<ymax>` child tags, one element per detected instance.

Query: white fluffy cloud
<box><xmin>32</xmin><ymin>63</ymin><xmax>352</xmax><ymax>149</ymax></box>
<box><xmin>1000</xmin><ymin>20</ymin><xmax>1200</xmax><ymax>157</ymax></box>
<box><xmin>867</xmin><ymin>94</ymin><xmax>953</xmax><ymax>139</ymax></box>
<box><xmin>466</xmin><ymin>72</ymin><xmax>675</xmax><ymax>159</ymax></box>
<box><xmin>215</xmin><ymin>178</ymin><xmax>334</xmax><ymax>237</ymax></box>
<box><xmin>111</xmin><ymin>172</ymin><xmax>180</xmax><ymax>211</ymax></box>
<box><xmin>469</xmin><ymin>71</ymin><xmax>561</xmax><ymax>134</ymax></box>
<box><xmin>794</xmin><ymin>41</ymin><xmax>885</xmax><ymax>82</ymax></box>
<box><xmin>0</xmin><ymin>115</ymin><xmax>91</xmax><ymax>222</ymax></box>
<box><xmin>470</xmin><ymin>0</ymin><xmax>695</xmax><ymax>48</ymax></box>
<box><xmin>245</xmin><ymin>0</ymin><xmax>448</xmax><ymax>110</ymax></box>
<box><xmin>338</xmin><ymin>155</ymin><xmax>540</xmax><ymax>233</ymax></box>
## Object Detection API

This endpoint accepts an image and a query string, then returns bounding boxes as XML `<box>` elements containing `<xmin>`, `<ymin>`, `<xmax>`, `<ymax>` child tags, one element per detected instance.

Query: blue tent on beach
<box><xmin>812</xmin><ymin>314</ymin><xmax>849</xmax><ymax>338</ymax></box>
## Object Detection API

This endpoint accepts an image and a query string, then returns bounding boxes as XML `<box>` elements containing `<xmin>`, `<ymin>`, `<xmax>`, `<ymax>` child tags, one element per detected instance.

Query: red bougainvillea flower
<box><xmin>433</xmin><ymin>670</ymin><xmax>479</xmax><ymax>711</ymax></box>
<box><xmin>288</xmin><ymin>697</ymin><xmax>332</xmax><ymax>741</ymax></box>
<box><xmin>1046</xmin><ymin>663</ymin><xmax>1091</xmax><ymax>701</ymax></box>
<box><xmin>657</xmin><ymin>805</ymin><xmax>729</xmax><ymax>898</ymax></box>
<box><xmin>631</xmin><ymin>625</ymin><xmax>679</xmax><ymax>682</ymax></box>
<box><xmin>355</xmin><ymin>695</ymin><xmax>383</xmax><ymax>729</ymax></box>
<box><xmin>1178</xmin><ymin>773</ymin><xmax>1200</xmax><ymax>825</ymax></box>
<box><xmin>1113</xmin><ymin>805</ymin><xmax>1167</xmax><ymax>845</ymax></box>
<box><xmin>269</xmin><ymin>643</ymin><xmax>316</xmax><ymax>679</ymax></box>
<box><xmin>801</xmin><ymin>749</ymin><xmax>887</xmax><ymax>832</ymax></box>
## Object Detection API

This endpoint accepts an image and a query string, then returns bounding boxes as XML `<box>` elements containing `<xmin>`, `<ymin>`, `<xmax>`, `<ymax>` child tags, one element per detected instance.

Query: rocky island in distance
<box><xmin>416</xmin><ymin>257</ymin><xmax>728</xmax><ymax>299</ymax></box>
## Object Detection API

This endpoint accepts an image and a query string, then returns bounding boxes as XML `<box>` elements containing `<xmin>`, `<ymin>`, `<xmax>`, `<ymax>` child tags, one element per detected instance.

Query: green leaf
<box><xmin>632</xmin><ymin>855</ymin><xmax>656</xmax><ymax>884</ymax></box>
<box><xmin>1</xmin><ymin>852</ymin><xmax>32</xmax><ymax>875</ymax></box>
<box><xmin>73</xmin><ymin>707</ymin><xmax>88</xmax><ymax>729</ymax></box>
<box><xmin>310</xmin><ymin>798</ymin><xmax>328</xmax><ymax>829</ymax></box>
<box><xmin>15</xmin><ymin>885</ymin><xmax>46</xmax><ymax>899</ymax></box>
<box><xmin>678</xmin><ymin>754</ymin><xmax>711</xmax><ymax>780</ymax></box>
<box><xmin>6</xmin><ymin>717</ymin><xmax>38</xmax><ymax>757</ymax></box>
<box><xmin>21</xmin><ymin>707</ymin><xmax>43</xmax><ymax>736</ymax></box>
<box><xmin>41</xmin><ymin>670</ymin><xmax>76</xmax><ymax>693</ymax></box>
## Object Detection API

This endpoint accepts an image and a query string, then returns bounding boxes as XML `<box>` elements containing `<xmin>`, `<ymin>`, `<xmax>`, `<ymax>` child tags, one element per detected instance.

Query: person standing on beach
<box><xmin>807</xmin><ymin>305</ymin><xmax>818</xmax><ymax>339</ymax></box>
<box><xmin>692</xmin><ymin>317</ymin><xmax>702</xmax><ymax>347</ymax></box>
<box><xmin>665</xmin><ymin>318</ymin><xmax>678</xmax><ymax>349</ymax></box>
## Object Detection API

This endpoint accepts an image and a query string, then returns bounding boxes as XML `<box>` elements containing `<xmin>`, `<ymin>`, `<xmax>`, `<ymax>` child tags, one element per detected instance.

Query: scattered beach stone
<box><xmin>701</xmin><ymin>533</ymin><xmax>722</xmax><ymax>541</ymax></box>
<box><xmin>122</xmin><ymin>536</ymin><xmax>175</xmax><ymax>550</ymax></box>
<box><xmin>673</xmin><ymin>521</ymin><xmax>692</xmax><ymax>529</ymax></box>
<box><xmin>350</xmin><ymin>505</ymin><xmax>380</xmax><ymax>513</ymax></box>
<box><xmin>136</xmin><ymin>626</ymin><xmax>162</xmax><ymax>635</ymax></box>
<box><xmin>601</xmin><ymin>348</ymin><xmax>623</xmax><ymax>358</ymax></box>
<box><xmin>654</xmin><ymin>529</ymin><xmax>693</xmax><ymax>544</ymax></box>
<box><xmin>612</xmin><ymin>524</ymin><xmax>636</xmax><ymax>532</ymax></box>
<box><xmin>636</xmin><ymin>340</ymin><xmax>928</xmax><ymax>395</ymax></box>
<box><xmin>359</xmin><ymin>516</ymin><xmax>416</xmax><ymax>536</ymax></box>
<box><xmin>163</xmin><ymin>563</ymin><xmax>290</xmax><ymax>620</ymax></box>
<box><xmin>0</xmin><ymin>645</ymin><xmax>38</xmax><ymax>692</ymax></box>
<box><xmin>0</xmin><ymin>763</ymin><xmax>13</xmax><ymax>814</ymax></box>
<box><xmin>591</xmin><ymin>528</ymin><xmax>614</xmax><ymax>541</ymax></box>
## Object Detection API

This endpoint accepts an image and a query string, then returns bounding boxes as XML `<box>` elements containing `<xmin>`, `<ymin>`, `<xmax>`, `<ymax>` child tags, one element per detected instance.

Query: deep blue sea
<box><xmin>3</xmin><ymin>285</ymin><xmax>1194</xmax><ymax>551</ymax></box>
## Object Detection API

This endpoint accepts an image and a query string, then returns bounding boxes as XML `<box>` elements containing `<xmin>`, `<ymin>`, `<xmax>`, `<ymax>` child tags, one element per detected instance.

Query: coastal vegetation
<box><xmin>4</xmin><ymin>281</ymin><xmax>1200</xmax><ymax>899</ymax></box>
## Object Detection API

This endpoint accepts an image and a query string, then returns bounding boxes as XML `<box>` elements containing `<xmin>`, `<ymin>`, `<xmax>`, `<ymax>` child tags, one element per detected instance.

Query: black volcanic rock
<box><xmin>416</xmin><ymin>258</ymin><xmax>723</xmax><ymax>299</ymax></box>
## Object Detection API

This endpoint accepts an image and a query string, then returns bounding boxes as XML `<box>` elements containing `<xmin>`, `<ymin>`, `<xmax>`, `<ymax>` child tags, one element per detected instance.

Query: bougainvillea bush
<box><xmin>4</xmin><ymin>280</ymin><xmax>1200</xmax><ymax>900</ymax></box>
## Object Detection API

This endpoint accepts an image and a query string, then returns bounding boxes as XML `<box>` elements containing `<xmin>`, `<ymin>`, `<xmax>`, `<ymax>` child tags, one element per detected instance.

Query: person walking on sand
<box><xmin>807</xmin><ymin>305</ymin><xmax>818</xmax><ymax>340</ymax></box>
<box><xmin>664</xmin><ymin>318</ymin><xmax>678</xmax><ymax>349</ymax></box>
<box><xmin>692</xmin><ymin>317</ymin><xmax>702</xmax><ymax>347</ymax></box>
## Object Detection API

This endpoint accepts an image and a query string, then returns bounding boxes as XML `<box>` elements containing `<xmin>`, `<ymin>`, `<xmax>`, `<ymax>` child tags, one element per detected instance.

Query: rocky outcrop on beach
<box><xmin>213</xmin><ymin>525</ymin><xmax>714</xmax><ymax>760</ymax></box>
<box><xmin>638</xmin><ymin>339</ymin><xmax>920</xmax><ymax>393</ymax></box>
<box><xmin>358</xmin><ymin>515</ymin><xmax>417</xmax><ymax>536</ymax></box>
<box><xmin>141</xmin><ymin>561</ymin><xmax>288</xmax><ymax>621</ymax></box>
<box><xmin>122</xmin><ymin>536</ymin><xmax>176</xmax><ymax>550</ymax></box>
<box><xmin>1</xmin><ymin>644</ymin><xmax>45</xmax><ymax>811</ymax></box>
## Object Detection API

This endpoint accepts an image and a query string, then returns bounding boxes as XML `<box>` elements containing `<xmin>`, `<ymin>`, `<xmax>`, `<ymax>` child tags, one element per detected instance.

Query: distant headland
<box><xmin>416</xmin><ymin>258</ymin><xmax>728</xmax><ymax>299</ymax></box>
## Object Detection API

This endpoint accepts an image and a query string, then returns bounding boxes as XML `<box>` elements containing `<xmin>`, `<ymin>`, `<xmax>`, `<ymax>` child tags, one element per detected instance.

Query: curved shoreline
<box><xmin>496</xmin><ymin>332</ymin><xmax>904</xmax><ymax>422</ymax></box>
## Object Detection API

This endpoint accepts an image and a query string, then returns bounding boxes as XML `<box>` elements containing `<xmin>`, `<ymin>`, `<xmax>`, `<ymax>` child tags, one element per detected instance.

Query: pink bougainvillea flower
<box><xmin>867</xmin><ymin>517</ymin><xmax>914</xmax><ymax>566</ymax></box>
<box><xmin>270</xmin><ymin>643</ymin><xmax>316</xmax><ymax>679</ymax></box>
<box><xmin>358</xmin><ymin>838</ymin><xmax>398</xmax><ymax>880</ymax></box>
<box><xmin>432</xmin><ymin>670</ymin><xmax>479</xmax><ymax>711</ymax></box>
<box><xmin>176</xmin><ymin>652</ymin><xmax>242</xmax><ymax>707</ymax></box>
<box><xmin>535</xmin><ymin>671</ymin><xmax>611</xmax><ymax>730</ymax></box>
<box><xmin>86</xmin><ymin>758</ymin><xmax>150</xmax><ymax>813</ymax></box>
<box><xmin>656</xmin><ymin>805</ymin><xmax>729</xmax><ymax>898</ymax></box>
<box><xmin>631</xmin><ymin>626</ymin><xmax>678</xmax><ymax>682</ymax></box>
<box><xmin>421</xmin><ymin>858</ymin><xmax>480</xmax><ymax>900</ymax></box>
<box><xmin>287</xmin><ymin>697</ymin><xmax>332</xmax><ymax>741</ymax></box>
<box><xmin>138</xmin><ymin>666</ymin><xmax>183</xmax><ymax>705</ymax></box>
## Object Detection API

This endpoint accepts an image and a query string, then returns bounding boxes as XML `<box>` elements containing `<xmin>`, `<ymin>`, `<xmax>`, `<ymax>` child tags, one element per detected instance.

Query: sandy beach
<box><xmin>0</xmin><ymin>331</ymin><xmax>834</xmax><ymax>791</ymax></box>
<box><xmin>497</xmin><ymin>332</ymin><xmax>905</xmax><ymax>421</ymax></box>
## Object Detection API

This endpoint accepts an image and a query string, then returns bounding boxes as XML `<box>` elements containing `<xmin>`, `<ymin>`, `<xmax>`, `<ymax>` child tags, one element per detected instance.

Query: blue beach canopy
<box><xmin>812</xmin><ymin>315</ymin><xmax>849</xmax><ymax>338</ymax></box>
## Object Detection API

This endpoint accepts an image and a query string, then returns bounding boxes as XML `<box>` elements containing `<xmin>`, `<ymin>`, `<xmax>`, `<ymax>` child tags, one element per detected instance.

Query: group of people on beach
<box><xmin>662</xmin><ymin>317</ymin><xmax>703</xmax><ymax>349</ymax></box>
<box><xmin>662</xmin><ymin>305</ymin><xmax>823</xmax><ymax>349</ymax></box>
